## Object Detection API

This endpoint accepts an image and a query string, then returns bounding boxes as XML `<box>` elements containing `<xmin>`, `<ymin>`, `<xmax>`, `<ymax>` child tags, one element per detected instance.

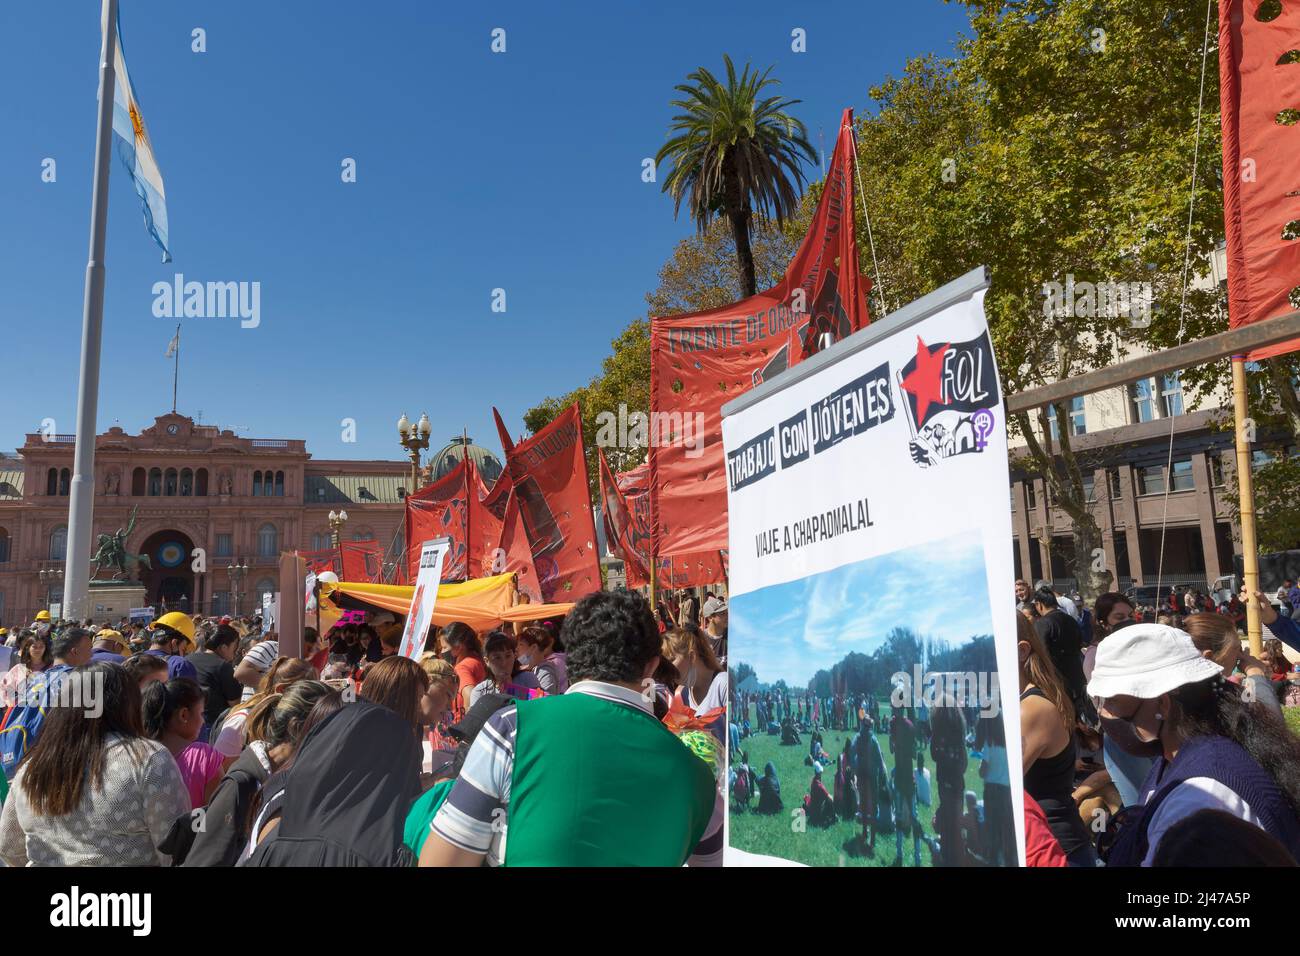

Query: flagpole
<box><xmin>1231</xmin><ymin>355</ymin><xmax>1263</xmax><ymax>656</ymax></box>
<box><xmin>172</xmin><ymin>323</ymin><xmax>180</xmax><ymax>413</ymax></box>
<box><xmin>64</xmin><ymin>0</ymin><xmax>119</xmax><ymax>621</ymax></box>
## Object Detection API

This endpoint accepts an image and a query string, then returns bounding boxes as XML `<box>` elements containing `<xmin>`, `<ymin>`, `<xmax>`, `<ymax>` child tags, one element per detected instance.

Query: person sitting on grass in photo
<box><xmin>756</xmin><ymin>761</ymin><xmax>783</xmax><ymax>814</ymax></box>
<box><xmin>803</xmin><ymin>761</ymin><xmax>835</xmax><ymax>827</ymax></box>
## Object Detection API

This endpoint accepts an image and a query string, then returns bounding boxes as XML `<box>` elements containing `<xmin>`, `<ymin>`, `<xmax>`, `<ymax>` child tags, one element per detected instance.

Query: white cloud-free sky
<box><xmin>730</xmin><ymin>529</ymin><xmax>993</xmax><ymax>687</ymax></box>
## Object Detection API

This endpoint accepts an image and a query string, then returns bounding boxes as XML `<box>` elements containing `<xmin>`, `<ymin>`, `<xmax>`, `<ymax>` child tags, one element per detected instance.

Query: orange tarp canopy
<box><xmin>320</xmin><ymin>574</ymin><xmax>573</xmax><ymax>633</ymax></box>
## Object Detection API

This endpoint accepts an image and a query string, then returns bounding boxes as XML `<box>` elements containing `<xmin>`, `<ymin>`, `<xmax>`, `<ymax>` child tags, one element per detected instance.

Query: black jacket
<box><xmin>181</xmin><ymin>746</ymin><xmax>270</xmax><ymax>867</ymax></box>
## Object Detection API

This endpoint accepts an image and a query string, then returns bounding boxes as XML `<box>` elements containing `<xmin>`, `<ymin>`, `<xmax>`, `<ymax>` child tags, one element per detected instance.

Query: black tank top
<box><xmin>1020</xmin><ymin>686</ymin><xmax>1091</xmax><ymax>855</ymax></box>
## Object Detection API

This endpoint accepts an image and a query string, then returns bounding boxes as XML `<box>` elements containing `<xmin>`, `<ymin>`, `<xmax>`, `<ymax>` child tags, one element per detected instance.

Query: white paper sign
<box><xmin>399</xmin><ymin>537</ymin><xmax>452</xmax><ymax>660</ymax></box>
<box><xmin>722</xmin><ymin>272</ymin><xmax>1023</xmax><ymax>868</ymax></box>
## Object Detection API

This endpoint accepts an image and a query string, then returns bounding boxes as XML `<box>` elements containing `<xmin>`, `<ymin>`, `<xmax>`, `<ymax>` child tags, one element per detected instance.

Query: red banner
<box><xmin>599</xmin><ymin>450</ymin><xmax>650</xmax><ymax>586</ymax></box>
<box><xmin>649</xmin><ymin>108</ymin><xmax>870</xmax><ymax>556</ymax></box>
<box><xmin>340</xmin><ymin>539</ymin><xmax>385</xmax><ymax>583</ymax></box>
<box><xmin>404</xmin><ymin>459</ymin><xmax>471</xmax><ymax>582</ymax></box>
<box><xmin>493</xmin><ymin>402</ymin><xmax>602</xmax><ymax>601</ymax></box>
<box><xmin>1220</xmin><ymin>0</ymin><xmax>1300</xmax><ymax>358</ymax></box>
<box><xmin>497</xmin><ymin>490</ymin><xmax>543</xmax><ymax>603</ymax></box>
<box><xmin>299</xmin><ymin>548</ymin><xmax>342</xmax><ymax>578</ymax></box>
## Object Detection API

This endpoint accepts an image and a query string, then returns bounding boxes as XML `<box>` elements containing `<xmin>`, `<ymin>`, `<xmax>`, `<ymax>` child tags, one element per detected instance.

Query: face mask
<box><xmin>518</xmin><ymin>653</ymin><xmax>533</xmax><ymax>666</ymax></box>
<box><xmin>1099</xmin><ymin>714</ymin><xmax>1164</xmax><ymax>759</ymax></box>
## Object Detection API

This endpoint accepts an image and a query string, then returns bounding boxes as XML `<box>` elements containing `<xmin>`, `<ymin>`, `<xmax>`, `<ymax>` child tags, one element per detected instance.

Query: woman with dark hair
<box><xmin>470</xmin><ymin>631</ymin><xmax>540</xmax><ymax>706</ymax></box>
<box><xmin>359</xmin><ymin>655</ymin><xmax>432</xmax><ymax>739</ymax></box>
<box><xmin>441</xmin><ymin>621</ymin><xmax>486</xmax><ymax>719</ymax></box>
<box><xmin>142</xmin><ymin>677</ymin><xmax>225</xmax><ymax>809</ymax></box>
<box><xmin>0</xmin><ymin>663</ymin><xmax>190</xmax><ymax>865</ymax></box>
<box><xmin>516</xmin><ymin>625</ymin><xmax>567</xmax><ymax>695</ymax></box>
<box><xmin>0</xmin><ymin>631</ymin><xmax>52</xmax><ymax>706</ymax></box>
<box><xmin>1091</xmin><ymin>622</ymin><xmax>1300</xmax><ymax>865</ymax></box>
<box><xmin>181</xmin><ymin>680</ymin><xmax>332</xmax><ymax>866</ymax></box>
<box><xmin>1018</xmin><ymin>613</ymin><xmax>1096</xmax><ymax>866</ymax></box>
<box><xmin>1091</xmin><ymin>593</ymin><xmax>1135</xmax><ymax>645</ymax></box>
<box><xmin>123</xmin><ymin>652</ymin><xmax>169</xmax><ymax>689</ymax></box>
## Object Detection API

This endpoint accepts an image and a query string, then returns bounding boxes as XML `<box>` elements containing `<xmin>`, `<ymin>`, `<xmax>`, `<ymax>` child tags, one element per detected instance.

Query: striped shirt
<box><xmin>238</xmin><ymin>640</ymin><xmax>279</xmax><ymax>701</ymax></box>
<box><xmin>429</xmin><ymin>680</ymin><xmax>653</xmax><ymax>866</ymax></box>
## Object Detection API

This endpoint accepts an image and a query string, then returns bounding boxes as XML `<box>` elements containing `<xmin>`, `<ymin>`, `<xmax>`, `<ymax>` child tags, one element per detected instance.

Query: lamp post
<box><xmin>397</xmin><ymin>412</ymin><xmax>432</xmax><ymax>490</ymax></box>
<box><xmin>39</xmin><ymin>567</ymin><xmax>64</xmax><ymax>617</ymax></box>
<box><xmin>328</xmin><ymin>509</ymin><xmax>349</xmax><ymax>548</ymax></box>
<box><xmin>227</xmin><ymin>560</ymin><xmax>248</xmax><ymax>616</ymax></box>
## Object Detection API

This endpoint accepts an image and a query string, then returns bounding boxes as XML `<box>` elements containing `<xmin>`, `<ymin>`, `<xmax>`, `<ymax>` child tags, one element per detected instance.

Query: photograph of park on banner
<box><xmin>728</xmin><ymin>528</ymin><xmax>1017</xmax><ymax>868</ymax></box>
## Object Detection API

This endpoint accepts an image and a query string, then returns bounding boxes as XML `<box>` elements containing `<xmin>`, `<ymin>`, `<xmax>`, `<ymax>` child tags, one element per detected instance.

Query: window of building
<box><xmin>180</xmin><ymin>468</ymin><xmax>193</xmax><ymax>497</ymax></box>
<box><xmin>257</xmin><ymin>523</ymin><xmax>278</xmax><ymax>557</ymax></box>
<box><xmin>1170</xmin><ymin>458</ymin><xmax>1194</xmax><ymax>491</ymax></box>
<box><xmin>215</xmin><ymin>534</ymin><xmax>233</xmax><ymax>558</ymax></box>
<box><xmin>1081</xmin><ymin>473</ymin><xmax>1096</xmax><ymax>502</ymax></box>
<box><xmin>195</xmin><ymin>468</ymin><xmax>209</xmax><ymax>496</ymax></box>
<box><xmin>1026</xmin><ymin>482</ymin><xmax>1037</xmax><ymax>510</ymax></box>
<box><xmin>312</xmin><ymin>532</ymin><xmax>331</xmax><ymax>551</ymax></box>
<box><xmin>1109</xmin><ymin>467</ymin><xmax>1123</xmax><ymax>499</ymax></box>
<box><xmin>148</xmin><ymin>468</ymin><xmax>162</xmax><ymax>496</ymax></box>
<box><xmin>164</xmin><ymin>468</ymin><xmax>178</xmax><ymax>496</ymax></box>
<box><xmin>0</xmin><ymin>527</ymin><xmax>9</xmax><ymax>564</ymax></box>
<box><xmin>1210</xmin><ymin>454</ymin><xmax>1226</xmax><ymax>487</ymax></box>
<box><xmin>274</xmin><ymin>471</ymin><xmax>285</xmax><ymax>497</ymax></box>
<box><xmin>49</xmin><ymin>525</ymin><xmax>68</xmax><ymax>561</ymax></box>
<box><xmin>1137</xmin><ymin>465</ymin><xmax>1164</xmax><ymax>495</ymax></box>
<box><xmin>46</xmin><ymin>468</ymin><xmax>58</xmax><ymax>496</ymax></box>
<box><xmin>1130</xmin><ymin>379</ymin><xmax>1156</xmax><ymax>423</ymax></box>
<box><xmin>211</xmin><ymin>591</ymin><xmax>229</xmax><ymax>617</ymax></box>
<box><xmin>1160</xmin><ymin>373</ymin><xmax>1185</xmax><ymax>418</ymax></box>
<box><xmin>132</xmin><ymin>467</ymin><xmax>146</xmax><ymax>496</ymax></box>
<box><xmin>253</xmin><ymin>471</ymin><xmax>263</xmax><ymax>497</ymax></box>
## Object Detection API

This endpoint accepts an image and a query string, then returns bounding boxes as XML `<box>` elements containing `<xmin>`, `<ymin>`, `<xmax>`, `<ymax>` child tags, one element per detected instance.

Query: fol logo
<box><xmin>897</xmin><ymin>331</ymin><xmax>1000</xmax><ymax>468</ymax></box>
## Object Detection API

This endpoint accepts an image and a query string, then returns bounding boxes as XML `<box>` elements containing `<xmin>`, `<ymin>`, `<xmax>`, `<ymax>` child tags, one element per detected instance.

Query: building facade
<box><xmin>1011</xmin><ymin>244</ymin><xmax>1295</xmax><ymax>592</ymax></box>
<box><xmin>0</xmin><ymin>412</ymin><xmax>422</xmax><ymax>625</ymax></box>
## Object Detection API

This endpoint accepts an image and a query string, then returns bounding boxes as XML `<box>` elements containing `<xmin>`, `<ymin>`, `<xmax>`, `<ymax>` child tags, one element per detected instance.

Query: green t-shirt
<box><xmin>505</xmin><ymin>691</ymin><xmax>715</xmax><ymax>866</ymax></box>
<box><xmin>403</xmin><ymin>778</ymin><xmax>455</xmax><ymax>859</ymax></box>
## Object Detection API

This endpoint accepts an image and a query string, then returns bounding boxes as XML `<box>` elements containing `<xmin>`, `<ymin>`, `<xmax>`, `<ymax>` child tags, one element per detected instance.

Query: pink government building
<box><xmin>0</xmin><ymin>412</ymin><xmax>503</xmax><ymax>625</ymax></box>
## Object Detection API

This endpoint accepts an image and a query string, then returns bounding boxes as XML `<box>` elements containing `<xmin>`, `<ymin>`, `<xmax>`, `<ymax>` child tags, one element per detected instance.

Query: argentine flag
<box><xmin>109</xmin><ymin>10</ymin><xmax>171</xmax><ymax>262</ymax></box>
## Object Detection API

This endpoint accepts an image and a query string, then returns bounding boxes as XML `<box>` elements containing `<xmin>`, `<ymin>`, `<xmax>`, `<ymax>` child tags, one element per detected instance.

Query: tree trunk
<box><xmin>729</xmin><ymin>205</ymin><xmax>758</xmax><ymax>298</ymax></box>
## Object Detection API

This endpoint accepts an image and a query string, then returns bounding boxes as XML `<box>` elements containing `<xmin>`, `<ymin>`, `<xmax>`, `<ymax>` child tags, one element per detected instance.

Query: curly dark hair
<box><xmin>561</xmin><ymin>590</ymin><xmax>660</xmax><ymax>685</ymax></box>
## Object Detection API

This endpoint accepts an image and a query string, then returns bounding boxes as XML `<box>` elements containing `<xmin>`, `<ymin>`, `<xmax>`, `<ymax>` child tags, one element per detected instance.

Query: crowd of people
<box><xmin>0</xmin><ymin>588</ymin><xmax>727</xmax><ymax>867</ymax></box>
<box><xmin>1015</xmin><ymin>577</ymin><xmax>1300</xmax><ymax>866</ymax></box>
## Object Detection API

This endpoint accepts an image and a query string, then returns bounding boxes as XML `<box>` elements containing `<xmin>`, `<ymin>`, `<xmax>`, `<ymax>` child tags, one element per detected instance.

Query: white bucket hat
<box><xmin>1086</xmin><ymin>622</ymin><xmax>1222</xmax><ymax>701</ymax></box>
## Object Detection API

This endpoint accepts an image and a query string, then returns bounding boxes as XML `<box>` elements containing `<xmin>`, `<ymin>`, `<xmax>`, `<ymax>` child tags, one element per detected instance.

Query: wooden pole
<box><xmin>1231</xmin><ymin>356</ymin><xmax>1262</xmax><ymax>657</ymax></box>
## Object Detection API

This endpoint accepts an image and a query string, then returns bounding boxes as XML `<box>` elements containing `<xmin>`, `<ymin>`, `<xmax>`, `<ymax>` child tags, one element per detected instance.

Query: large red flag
<box><xmin>599</xmin><ymin>450</ymin><xmax>650</xmax><ymax>586</ymax></box>
<box><xmin>299</xmin><ymin>548</ymin><xmax>342</xmax><ymax>578</ymax></box>
<box><xmin>649</xmin><ymin>108</ymin><xmax>870</xmax><ymax>556</ymax></box>
<box><xmin>467</xmin><ymin>464</ymin><xmax>507</xmax><ymax>580</ymax></box>
<box><xmin>340</xmin><ymin>539</ymin><xmax>385</xmax><ymax>583</ymax></box>
<box><xmin>497</xmin><ymin>490</ymin><xmax>544</xmax><ymax>603</ymax></box>
<box><xmin>404</xmin><ymin>459</ymin><xmax>471</xmax><ymax>582</ymax></box>
<box><xmin>493</xmin><ymin>403</ymin><xmax>602</xmax><ymax>601</ymax></box>
<box><xmin>1220</xmin><ymin>0</ymin><xmax>1300</xmax><ymax>358</ymax></box>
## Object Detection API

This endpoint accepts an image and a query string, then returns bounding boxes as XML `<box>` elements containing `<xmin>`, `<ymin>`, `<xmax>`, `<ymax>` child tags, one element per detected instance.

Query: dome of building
<box><xmin>428</xmin><ymin>436</ymin><xmax>504</xmax><ymax>485</ymax></box>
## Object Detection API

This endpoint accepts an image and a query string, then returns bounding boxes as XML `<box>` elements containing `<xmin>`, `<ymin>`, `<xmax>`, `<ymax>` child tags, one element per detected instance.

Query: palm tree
<box><xmin>656</xmin><ymin>55</ymin><xmax>816</xmax><ymax>299</ymax></box>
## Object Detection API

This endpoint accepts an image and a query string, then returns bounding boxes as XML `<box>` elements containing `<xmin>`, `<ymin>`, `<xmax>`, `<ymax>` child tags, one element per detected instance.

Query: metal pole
<box><xmin>64</xmin><ymin>0</ymin><xmax>118</xmax><ymax>622</ymax></box>
<box><xmin>172</xmin><ymin>323</ymin><xmax>180</xmax><ymax>413</ymax></box>
<box><xmin>1231</xmin><ymin>356</ymin><xmax>1262</xmax><ymax>657</ymax></box>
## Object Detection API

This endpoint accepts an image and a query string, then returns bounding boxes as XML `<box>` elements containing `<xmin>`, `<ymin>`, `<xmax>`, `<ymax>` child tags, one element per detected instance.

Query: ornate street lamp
<box><xmin>328</xmin><ymin>509</ymin><xmax>349</xmax><ymax>548</ymax></box>
<box><xmin>227</xmin><ymin>560</ymin><xmax>248</xmax><ymax>616</ymax></box>
<box><xmin>397</xmin><ymin>412</ymin><xmax>432</xmax><ymax>491</ymax></box>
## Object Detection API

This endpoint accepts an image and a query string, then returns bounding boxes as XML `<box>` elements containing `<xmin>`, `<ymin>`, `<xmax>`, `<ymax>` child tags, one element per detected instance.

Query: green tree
<box><xmin>655</xmin><ymin>54</ymin><xmax>816</xmax><ymax>298</ymax></box>
<box><xmin>852</xmin><ymin>2</ymin><xmax>1224</xmax><ymax>600</ymax></box>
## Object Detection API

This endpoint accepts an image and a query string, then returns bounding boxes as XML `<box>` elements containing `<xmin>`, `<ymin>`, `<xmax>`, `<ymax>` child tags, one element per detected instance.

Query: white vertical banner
<box><xmin>721</xmin><ymin>269</ymin><xmax>1023</xmax><ymax>868</ymax></box>
<box><xmin>399</xmin><ymin>537</ymin><xmax>452</xmax><ymax>660</ymax></box>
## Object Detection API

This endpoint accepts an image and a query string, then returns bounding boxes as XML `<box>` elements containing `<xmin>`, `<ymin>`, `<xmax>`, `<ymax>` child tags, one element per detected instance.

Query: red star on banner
<box><xmin>900</xmin><ymin>336</ymin><xmax>950</xmax><ymax>425</ymax></box>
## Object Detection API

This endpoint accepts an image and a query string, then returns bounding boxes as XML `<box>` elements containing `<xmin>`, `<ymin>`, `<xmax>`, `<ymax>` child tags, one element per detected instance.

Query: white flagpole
<box><xmin>64</xmin><ymin>0</ymin><xmax>119</xmax><ymax>621</ymax></box>
<box><xmin>172</xmin><ymin>323</ymin><xmax>180</xmax><ymax>413</ymax></box>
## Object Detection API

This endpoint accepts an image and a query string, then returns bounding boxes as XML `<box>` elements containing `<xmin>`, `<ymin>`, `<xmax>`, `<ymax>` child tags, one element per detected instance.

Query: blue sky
<box><xmin>0</xmin><ymin>1</ymin><xmax>971</xmax><ymax>462</ymax></box>
<box><xmin>730</xmin><ymin>530</ymin><xmax>993</xmax><ymax>687</ymax></box>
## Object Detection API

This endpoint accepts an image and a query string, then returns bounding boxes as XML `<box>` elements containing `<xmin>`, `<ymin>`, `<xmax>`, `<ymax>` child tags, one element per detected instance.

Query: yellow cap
<box><xmin>152</xmin><ymin>611</ymin><xmax>196</xmax><ymax>643</ymax></box>
<box><xmin>35</xmin><ymin>610</ymin><xmax>51</xmax><ymax>622</ymax></box>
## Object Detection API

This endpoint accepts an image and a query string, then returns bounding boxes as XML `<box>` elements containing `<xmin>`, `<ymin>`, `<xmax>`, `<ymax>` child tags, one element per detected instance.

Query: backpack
<box><xmin>733</xmin><ymin>765</ymin><xmax>751</xmax><ymax>804</ymax></box>
<box><xmin>0</xmin><ymin>665</ymin><xmax>71</xmax><ymax>778</ymax></box>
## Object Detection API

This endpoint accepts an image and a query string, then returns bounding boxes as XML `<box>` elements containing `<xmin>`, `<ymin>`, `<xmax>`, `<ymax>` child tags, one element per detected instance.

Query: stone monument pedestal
<box><xmin>86</xmin><ymin>581</ymin><xmax>149</xmax><ymax>627</ymax></box>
